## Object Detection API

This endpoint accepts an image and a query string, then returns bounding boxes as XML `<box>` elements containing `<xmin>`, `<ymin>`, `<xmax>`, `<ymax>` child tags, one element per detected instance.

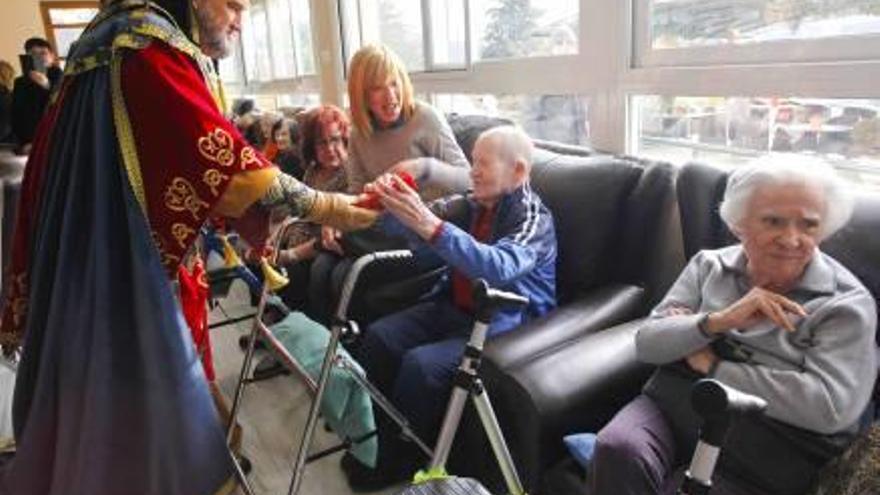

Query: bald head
<box><xmin>470</xmin><ymin>126</ymin><xmax>534</xmax><ymax>206</ymax></box>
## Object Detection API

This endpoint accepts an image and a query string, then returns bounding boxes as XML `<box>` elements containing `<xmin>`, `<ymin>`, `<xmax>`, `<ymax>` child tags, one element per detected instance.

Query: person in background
<box><xmin>11</xmin><ymin>37</ymin><xmax>62</xmax><ymax>154</ymax></box>
<box><xmin>342</xmin><ymin>126</ymin><xmax>557</xmax><ymax>490</ymax></box>
<box><xmin>251</xmin><ymin>105</ymin><xmax>352</xmax><ymax>380</ymax></box>
<box><xmin>260</xmin><ymin>111</ymin><xmax>282</xmax><ymax>161</ymax></box>
<box><xmin>272</xmin><ymin>117</ymin><xmax>304</xmax><ymax>180</ymax></box>
<box><xmin>308</xmin><ymin>43</ymin><xmax>473</xmax><ymax>324</ymax></box>
<box><xmin>345</xmin><ymin>43</ymin><xmax>470</xmax><ymax>199</ymax></box>
<box><xmin>589</xmin><ymin>156</ymin><xmax>877</xmax><ymax>495</ymax></box>
<box><xmin>0</xmin><ymin>61</ymin><xmax>14</xmax><ymax>145</ymax></box>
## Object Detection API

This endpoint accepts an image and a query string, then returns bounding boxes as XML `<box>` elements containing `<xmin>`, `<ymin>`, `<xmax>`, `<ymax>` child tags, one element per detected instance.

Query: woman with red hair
<box><xmin>273</xmin><ymin>105</ymin><xmax>351</xmax><ymax>308</ymax></box>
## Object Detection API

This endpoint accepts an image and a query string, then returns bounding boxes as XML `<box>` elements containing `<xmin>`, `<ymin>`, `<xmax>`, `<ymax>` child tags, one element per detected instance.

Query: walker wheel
<box><xmin>397</xmin><ymin>477</ymin><xmax>493</xmax><ymax>495</ymax></box>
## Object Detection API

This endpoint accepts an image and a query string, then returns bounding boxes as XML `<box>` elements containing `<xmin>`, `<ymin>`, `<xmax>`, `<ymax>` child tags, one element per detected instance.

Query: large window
<box><xmin>39</xmin><ymin>2</ymin><xmax>99</xmax><ymax>60</ymax></box>
<box><xmin>634</xmin><ymin>95</ymin><xmax>880</xmax><ymax>190</ymax></box>
<box><xmin>635</xmin><ymin>0</ymin><xmax>880</xmax><ymax>66</ymax></box>
<box><xmin>651</xmin><ymin>0</ymin><xmax>880</xmax><ymax>49</ymax></box>
<box><xmin>234</xmin><ymin>0</ymin><xmax>316</xmax><ymax>84</ymax></box>
<box><xmin>340</xmin><ymin>0</ymin><xmax>580</xmax><ymax>72</ymax></box>
<box><xmin>471</xmin><ymin>0</ymin><xmax>579</xmax><ymax>61</ymax></box>
<box><xmin>433</xmin><ymin>93</ymin><xmax>590</xmax><ymax>146</ymax></box>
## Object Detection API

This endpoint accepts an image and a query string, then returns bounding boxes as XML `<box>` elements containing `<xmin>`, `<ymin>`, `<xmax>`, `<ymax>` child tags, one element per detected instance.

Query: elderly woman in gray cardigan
<box><xmin>589</xmin><ymin>156</ymin><xmax>877</xmax><ymax>495</ymax></box>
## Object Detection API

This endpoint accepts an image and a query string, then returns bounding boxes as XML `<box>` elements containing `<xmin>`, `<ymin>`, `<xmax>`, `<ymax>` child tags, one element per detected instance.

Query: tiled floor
<box><xmin>209</xmin><ymin>282</ymin><xmax>403</xmax><ymax>495</ymax></box>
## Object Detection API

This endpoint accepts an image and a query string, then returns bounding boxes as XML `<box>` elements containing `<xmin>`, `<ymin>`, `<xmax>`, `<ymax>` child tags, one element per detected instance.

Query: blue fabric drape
<box><xmin>1</xmin><ymin>57</ymin><xmax>232</xmax><ymax>495</ymax></box>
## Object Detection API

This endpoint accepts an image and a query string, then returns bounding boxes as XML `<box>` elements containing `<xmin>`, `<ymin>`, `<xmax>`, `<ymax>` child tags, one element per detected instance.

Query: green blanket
<box><xmin>269</xmin><ymin>312</ymin><xmax>378</xmax><ymax>468</ymax></box>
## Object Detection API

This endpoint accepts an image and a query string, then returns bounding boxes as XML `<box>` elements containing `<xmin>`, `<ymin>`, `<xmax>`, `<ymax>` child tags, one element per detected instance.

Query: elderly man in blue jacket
<box><xmin>344</xmin><ymin>125</ymin><xmax>557</xmax><ymax>489</ymax></box>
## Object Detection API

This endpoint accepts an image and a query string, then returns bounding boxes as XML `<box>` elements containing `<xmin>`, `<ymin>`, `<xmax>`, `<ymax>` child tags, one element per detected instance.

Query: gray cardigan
<box><xmin>637</xmin><ymin>246</ymin><xmax>877</xmax><ymax>434</ymax></box>
<box><xmin>346</xmin><ymin>100</ymin><xmax>471</xmax><ymax>200</ymax></box>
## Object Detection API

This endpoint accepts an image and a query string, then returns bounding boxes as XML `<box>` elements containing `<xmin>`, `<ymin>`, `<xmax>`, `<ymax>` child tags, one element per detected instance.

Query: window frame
<box><xmin>39</xmin><ymin>1</ymin><xmax>100</xmax><ymax>61</ymax></box>
<box><xmin>225</xmin><ymin>0</ymin><xmax>320</xmax><ymax>96</ymax></box>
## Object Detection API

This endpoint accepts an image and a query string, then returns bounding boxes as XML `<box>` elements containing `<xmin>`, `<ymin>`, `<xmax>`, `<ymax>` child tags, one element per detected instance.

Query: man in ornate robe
<box><xmin>0</xmin><ymin>1</ymin><xmax>374</xmax><ymax>493</ymax></box>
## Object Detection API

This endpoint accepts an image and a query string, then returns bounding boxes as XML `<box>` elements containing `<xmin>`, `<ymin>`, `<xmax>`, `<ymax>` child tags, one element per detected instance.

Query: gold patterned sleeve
<box><xmin>259</xmin><ymin>172</ymin><xmax>378</xmax><ymax>231</ymax></box>
<box><xmin>213</xmin><ymin>167</ymin><xmax>280</xmax><ymax>218</ymax></box>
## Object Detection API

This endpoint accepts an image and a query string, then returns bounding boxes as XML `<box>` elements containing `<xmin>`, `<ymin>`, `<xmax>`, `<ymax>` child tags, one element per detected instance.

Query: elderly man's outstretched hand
<box><xmin>373</xmin><ymin>173</ymin><xmax>442</xmax><ymax>241</ymax></box>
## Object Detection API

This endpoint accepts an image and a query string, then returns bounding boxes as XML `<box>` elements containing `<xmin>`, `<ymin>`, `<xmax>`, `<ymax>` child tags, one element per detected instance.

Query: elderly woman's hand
<box><xmin>686</xmin><ymin>347</ymin><xmax>719</xmax><ymax>375</ymax></box>
<box><xmin>705</xmin><ymin>287</ymin><xmax>806</xmax><ymax>334</ymax></box>
<box><xmin>375</xmin><ymin>173</ymin><xmax>442</xmax><ymax>240</ymax></box>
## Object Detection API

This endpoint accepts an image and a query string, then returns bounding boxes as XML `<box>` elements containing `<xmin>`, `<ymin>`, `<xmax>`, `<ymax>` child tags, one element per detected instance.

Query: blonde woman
<box><xmin>346</xmin><ymin>44</ymin><xmax>470</xmax><ymax>200</ymax></box>
<box><xmin>0</xmin><ymin>60</ymin><xmax>14</xmax><ymax>143</ymax></box>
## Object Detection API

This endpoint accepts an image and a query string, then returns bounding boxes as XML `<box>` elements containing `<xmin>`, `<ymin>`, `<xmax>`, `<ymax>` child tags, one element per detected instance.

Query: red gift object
<box><xmin>354</xmin><ymin>171</ymin><xmax>418</xmax><ymax>210</ymax></box>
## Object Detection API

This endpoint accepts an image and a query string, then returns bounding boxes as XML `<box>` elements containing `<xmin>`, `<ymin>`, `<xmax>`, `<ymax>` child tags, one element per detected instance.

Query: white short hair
<box><xmin>476</xmin><ymin>125</ymin><xmax>534</xmax><ymax>169</ymax></box>
<box><xmin>719</xmin><ymin>154</ymin><xmax>855</xmax><ymax>241</ymax></box>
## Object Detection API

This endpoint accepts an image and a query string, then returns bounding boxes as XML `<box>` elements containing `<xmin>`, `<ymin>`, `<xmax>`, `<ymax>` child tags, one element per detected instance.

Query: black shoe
<box><xmin>341</xmin><ymin>452</ymin><xmax>412</xmax><ymax>492</ymax></box>
<box><xmin>238</xmin><ymin>334</ymin><xmax>267</xmax><ymax>352</ymax></box>
<box><xmin>251</xmin><ymin>356</ymin><xmax>290</xmax><ymax>381</ymax></box>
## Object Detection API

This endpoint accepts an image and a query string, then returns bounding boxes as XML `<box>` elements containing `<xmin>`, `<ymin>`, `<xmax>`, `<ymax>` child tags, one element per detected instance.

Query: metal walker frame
<box><xmin>221</xmin><ymin>249</ymin><xmax>435</xmax><ymax>495</ymax></box>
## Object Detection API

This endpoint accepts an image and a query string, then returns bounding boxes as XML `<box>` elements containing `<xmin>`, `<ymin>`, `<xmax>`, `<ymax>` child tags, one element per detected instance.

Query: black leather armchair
<box><xmin>447</xmin><ymin>152</ymin><xmax>683</xmax><ymax>492</ymax></box>
<box><xmin>541</xmin><ymin>162</ymin><xmax>880</xmax><ymax>495</ymax></box>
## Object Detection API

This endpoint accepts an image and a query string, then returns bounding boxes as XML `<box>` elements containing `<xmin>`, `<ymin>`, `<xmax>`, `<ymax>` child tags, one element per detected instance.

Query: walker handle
<box><xmin>472</xmin><ymin>279</ymin><xmax>529</xmax><ymax>323</ymax></box>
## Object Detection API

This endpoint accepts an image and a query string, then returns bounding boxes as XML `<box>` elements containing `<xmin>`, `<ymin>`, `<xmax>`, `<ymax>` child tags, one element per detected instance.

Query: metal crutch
<box><xmin>678</xmin><ymin>379</ymin><xmax>767</xmax><ymax>495</ymax></box>
<box><xmin>399</xmin><ymin>279</ymin><xmax>529</xmax><ymax>495</ymax></box>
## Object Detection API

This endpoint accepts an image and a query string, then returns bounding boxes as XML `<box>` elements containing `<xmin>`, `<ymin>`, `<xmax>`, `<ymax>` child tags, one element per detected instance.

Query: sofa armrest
<box><xmin>485</xmin><ymin>283</ymin><xmax>645</xmax><ymax>371</ymax></box>
<box><xmin>464</xmin><ymin>320</ymin><xmax>653</xmax><ymax>493</ymax></box>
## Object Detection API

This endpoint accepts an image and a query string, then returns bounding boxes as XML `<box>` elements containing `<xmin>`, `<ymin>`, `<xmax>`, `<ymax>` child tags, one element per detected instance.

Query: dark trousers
<box><xmin>358</xmin><ymin>299</ymin><xmax>473</xmax><ymax>447</ymax></box>
<box><xmin>590</xmin><ymin>395</ymin><xmax>771</xmax><ymax>495</ymax></box>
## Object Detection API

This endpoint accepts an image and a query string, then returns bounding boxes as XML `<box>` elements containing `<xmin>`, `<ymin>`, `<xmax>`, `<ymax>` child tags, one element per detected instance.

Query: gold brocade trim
<box><xmin>239</xmin><ymin>146</ymin><xmax>260</xmax><ymax>170</ymax></box>
<box><xmin>110</xmin><ymin>54</ymin><xmax>149</xmax><ymax>215</ymax></box>
<box><xmin>203</xmin><ymin>169</ymin><xmax>229</xmax><ymax>196</ymax></box>
<box><xmin>128</xmin><ymin>21</ymin><xmax>226</xmax><ymax>110</ymax></box>
<box><xmin>164</xmin><ymin>177</ymin><xmax>209</xmax><ymax>220</ymax></box>
<box><xmin>64</xmin><ymin>47</ymin><xmax>114</xmax><ymax>76</ymax></box>
<box><xmin>171</xmin><ymin>223</ymin><xmax>196</xmax><ymax>249</ymax></box>
<box><xmin>151</xmin><ymin>231</ymin><xmax>182</xmax><ymax>269</ymax></box>
<box><xmin>198</xmin><ymin>128</ymin><xmax>235</xmax><ymax>167</ymax></box>
<box><xmin>213</xmin><ymin>477</ymin><xmax>236</xmax><ymax>495</ymax></box>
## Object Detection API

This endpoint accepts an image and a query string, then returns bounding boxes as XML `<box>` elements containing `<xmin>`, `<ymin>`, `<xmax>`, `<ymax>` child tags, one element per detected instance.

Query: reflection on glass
<box><xmin>277</xmin><ymin>93</ymin><xmax>321</xmax><ymax>109</ymax></box>
<box><xmin>291</xmin><ymin>0</ymin><xmax>315</xmax><ymax>75</ymax></box>
<box><xmin>635</xmin><ymin>95</ymin><xmax>880</xmax><ymax>190</ymax></box>
<box><xmin>472</xmin><ymin>0</ymin><xmax>579</xmax><ymax>61</ymax></box>
<box><xmin>359</xmin><ymin>0</ymin><xmax>425</xmax><ymax>71</ymax></box>
<box><xmin>268</xmin><ymin>0</ymin><xmax>296</xmax><ymax>78</ymax></box>
<box><xmin>54</xmin><ymin>28</ymin><xmax>85</xmax><ymax>58</ymax></box>
<box><xmin>240</xmin><ymin>10</ymin><xmax>258</xmax><ymax>82</ymax></box>
<box><xmin>250</xmin><ymin>6</ymin><xmax>273</xmax><ymax>81</ymax></box>
<box><xmin>430</xmin><ymin>0</ymin><xmax>467</xmax><ymax>66</ymax></box>
<box><xmin>433</xmin><ymin>93</ymin><xmax>590</xmax><ymax>146</ymax></box>
<box><xmin>651</xmin><ymin>0</ymin><xmax>880</xmax><ymax>49</ymax></box>
<box><xmin>48</xmin><ymin>8</ymin><xmax>98</xmax><ymax>25</ymax></box>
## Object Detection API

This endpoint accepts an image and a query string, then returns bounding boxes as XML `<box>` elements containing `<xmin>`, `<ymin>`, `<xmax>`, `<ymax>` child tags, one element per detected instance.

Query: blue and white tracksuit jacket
<box><xmin>381</xmin><ymin>183</ymin><xmax>557</xmax><ymax>336</ymax></box>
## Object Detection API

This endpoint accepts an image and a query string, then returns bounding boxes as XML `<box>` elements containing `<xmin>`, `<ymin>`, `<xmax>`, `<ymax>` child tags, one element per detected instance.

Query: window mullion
<box><xmin>421</xmin><ymin>0</ymin><xmax>434</xmax><ymax>72</ymax></box>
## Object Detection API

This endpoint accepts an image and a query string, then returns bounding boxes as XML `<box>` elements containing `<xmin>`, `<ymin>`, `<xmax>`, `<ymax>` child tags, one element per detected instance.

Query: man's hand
<box><xmin>686</xmin><ymin>346</ymin><xmax>719</xmax><ymax>375</ymax></box>
<box><xmin>28</xmin><ymin>71</ymin><xmax>50</xmax><ymax>90</ymax></box>
<box><xmin>704</xmin><ymin>287</ymin><xmax>806</xmax><ymax>334</ymax></box>
<box><xmin>320</xmin><ymin>226</ymin><xmax>344</xmax><ymax>255</ymax></box>
<box><xmin>374</xmin><ymin>174</ymin><xmax>442</xmax><ymax>240</ymax></box>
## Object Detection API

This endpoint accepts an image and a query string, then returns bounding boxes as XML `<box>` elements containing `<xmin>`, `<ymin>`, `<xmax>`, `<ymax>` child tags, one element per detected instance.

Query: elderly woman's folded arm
<box><xmin>636</xmin><ymin>252</ymin><xmax>716</xmax><ymax>364</ymax></box>
<box><xmin>712</xmin><ymin>290</ymin><xmax>877</xmax><ymax>434</ymax></box>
